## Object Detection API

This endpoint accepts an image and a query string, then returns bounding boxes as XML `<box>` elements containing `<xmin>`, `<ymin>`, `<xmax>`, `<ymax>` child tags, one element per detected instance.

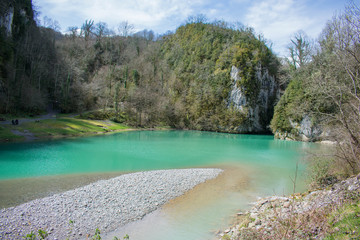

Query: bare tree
<box><xmin>308</xmin><ymin>1</ymin><xmax>360</xmax><ymax>173</ymax></box>
<box><xmin>42</xmin><ymin>16</ymin><xmax>61</xmax><ymax>31</ymax></box>
<box><xmin>67</xmin><ymin>26</ymin><xmax>79</xmax><ymax>39</ymax></box>
<box><xmin>186</xmin><ymin>14</ymin><xmax>208</xmax><ymax>24</ymax></box>
<box><xmin>118</xmin><ymin>21</ymin><xmax>134</xmax><ymax>37</ymax></box>
<box><xmin>95</xmin><ymin>21</ymin><xmax>112</xmax><ymax>39</ymax></box>
<box><xmin>134</xmin><ymin>29</ymin><xmax>155</xmax><ymax>41</ymax></box>
<box><xmin>81</xmin><ymin>19</ymin><xmax>95</xmax><ymax>41</ymax></box>
<box><xmin>287</xmin><ymin>30</ymin><xmax>313</xmax><ymax>70</ymax></box>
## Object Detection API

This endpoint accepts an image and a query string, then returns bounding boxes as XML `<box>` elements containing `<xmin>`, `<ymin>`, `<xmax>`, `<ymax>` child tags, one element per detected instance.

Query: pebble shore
<box><xmin>0</xmin><ymin>168</ymin><xmax>223</xmax><ymax>240</ymax></box>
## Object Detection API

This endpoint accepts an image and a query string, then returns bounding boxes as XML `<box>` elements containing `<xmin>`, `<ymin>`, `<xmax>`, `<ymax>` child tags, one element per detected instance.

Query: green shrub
<box><xmin>111</xmin><ymin>112</ymin><xmax>128</xmax><ymax>123</ymax></box>
<box><xmin>80</xmin><ymin>110</ymin><xmax>116</xmax><ymax>120</ymax></box>
<box><xmin>325</xmin><ymin>202</ymin><xmax>360</xmax><ymax>239</ymax></box>
<box><xmin>22</xmin><ymin>228</ymin><xmax>129</xmax><ymax>240</ymax></box>
<box><xmin>221</xmin><ymin>234</ymin><xmax>231</xmax><ymax>240</ymax></box>
<box><xmin>270</xmin><ymin>79</ymin><xmax>305</xmax><ymax>134</ymax></box>
<box><xmin>307</xmin><ymin>156</ymin><xmax>338</xmax><ymax>189</ymax></box>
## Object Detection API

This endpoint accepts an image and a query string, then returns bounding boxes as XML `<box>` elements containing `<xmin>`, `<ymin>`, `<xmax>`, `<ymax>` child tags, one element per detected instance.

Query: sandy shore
<box><xmin>0</xmin><ymin>168</ymin><xmax>222</xmax><ymax>239</ymax></box>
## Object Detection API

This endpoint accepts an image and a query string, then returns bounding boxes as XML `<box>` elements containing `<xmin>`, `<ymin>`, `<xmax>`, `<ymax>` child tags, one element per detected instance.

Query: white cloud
<box><xmin>36</xmin><ymin>0</ymin><xmax>206</xmax><ymax>33</ymax></box>
<box><xmin>244</xmin><ymin>0</ymin><xmax>316</xmax><ymax>56</ymax></box>
<box><xmin>35</xmin><ymin>0</ymin><xmax>344</xmax><ymax>55</ymax></box>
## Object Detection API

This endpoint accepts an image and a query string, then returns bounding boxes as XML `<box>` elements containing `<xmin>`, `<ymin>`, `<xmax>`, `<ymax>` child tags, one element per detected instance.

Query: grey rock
<box><xmin>228</xmin><ymin>65</ymin><xmax>279</xmax><ymax>133</ymax></box>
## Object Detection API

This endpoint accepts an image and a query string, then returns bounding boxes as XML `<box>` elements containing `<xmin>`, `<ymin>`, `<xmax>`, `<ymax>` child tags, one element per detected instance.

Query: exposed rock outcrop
<box><xmin>0</xmin><ymin>0</ymin><xmax>34</xmax><ymax>38</ymax></box>
<box><xmin>0</xmin><ymin>6</ymin><xmax>14</xmax><ymax>36</ymax></box>
<box><xmin>274</xmin><ymin>115</ymin><xmax>323</xmax><ymax>141</ymax></box>
<box><xmin>228</xmin><ymin>65</ymin><xmax>279</xmax><ymax>133</ymax></box>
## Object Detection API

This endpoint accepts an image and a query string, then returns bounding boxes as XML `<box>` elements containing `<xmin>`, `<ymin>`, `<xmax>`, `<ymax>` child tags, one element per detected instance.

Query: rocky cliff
<box><xmin>229</xmin><ymin>65</ymin><xmax>278</xmax><ymax>133</ymax></box>
<box><xmin>0</xmin><ymin>0</ymin><xmax>35</xmax><ymax>38</ymax></box>
<box><xmin>273</xmin><ymin>115</ymin><xmax>324</xmax><ymax>141</ymax></box>
<box><xmin>0</xmin><ymin>5</ymin><xmax>14</xmax><ymax>36</ymax></box>
<box><xmin>162</xmin><ymin>23</ymin><xmax>280</xmax><ymax>133</ymax></box>
<box><xmin>270</xmin><ymin>78</ymin><xmax>328</xmax><ymax>142</ymax></box>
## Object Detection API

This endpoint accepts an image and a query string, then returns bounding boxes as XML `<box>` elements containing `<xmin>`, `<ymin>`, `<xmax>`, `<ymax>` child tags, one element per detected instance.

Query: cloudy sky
<box><xmin>33</xmin><ymin>0</ymin><xmax>348</xmax><ymax>56</ymax></box>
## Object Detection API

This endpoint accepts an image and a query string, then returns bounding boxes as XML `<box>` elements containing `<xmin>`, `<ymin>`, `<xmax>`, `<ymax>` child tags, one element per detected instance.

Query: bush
<box><xmin>270</xmin><ymin>79</ymin><xmax>305</xmax><ymax>134</ymax></box>
<box><xmin>80</xmin><ymin>110</ymin><xmax>115</xmax><ymax>120</ymax></box>
<box><xmin>111</xmin><ymin>112</ymin><xmax>129</xmax><ymax>123</ymax></box>
<box><xmin>307</xmin><ymin>157</ymin><xmax>337</xmax><ymax>189</ymax></box>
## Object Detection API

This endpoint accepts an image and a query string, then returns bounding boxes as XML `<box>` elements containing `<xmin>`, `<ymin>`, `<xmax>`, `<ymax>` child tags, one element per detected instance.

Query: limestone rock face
<box><xmin>275</xmin><ymin>115</ymin><xmax>324</xmax><ymax>142</ymax></box>
<box><xmin>297</xmin><ymin>115</ymin><xmax>322</xmax><ymax>141</ymax></box>
<box><xmin>229</xmin><ymin>66</ymin><xmax>247</xmax><ymax>112</ymax></box>
<box><xmin>228</xmin><ymin>65</ymin><xmax>278</xmax><ymax>133</ymax></box>
<box><xmin>0</xmin><ymin>1</ymin><xmax>34</xmax><ymax>38</ymax></box>
<box><xmin>0</xmin><ymin>7</ymin><xmax>14</xmax><ymax>36</ymax></box>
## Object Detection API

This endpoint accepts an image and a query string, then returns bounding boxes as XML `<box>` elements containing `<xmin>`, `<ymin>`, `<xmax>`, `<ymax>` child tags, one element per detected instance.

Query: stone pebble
<box><xmin>0</xmin><ymin>168</ymin><xmax>223</xmax><ymax>240</ymax></box>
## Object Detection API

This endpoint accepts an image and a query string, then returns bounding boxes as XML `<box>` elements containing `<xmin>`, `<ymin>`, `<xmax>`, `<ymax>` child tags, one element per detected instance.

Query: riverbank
<box><xmin>0</xmin><ymin>168</ymin><xmax>222</xmax><ymax>239</ymax></box>
<box><xmin>218</xmin><ymin>173</ymin><xmax>360</xmax><ymax>239</ymax></box>
<box><xmin>0</xmin><ymin>172</ymin><xmax>135</xmax><ymax>209</ymax></box>
<box><xmin>0</xmin><ymin>117</ymin><xmax>134</xmax><ymax>142</ymax></box>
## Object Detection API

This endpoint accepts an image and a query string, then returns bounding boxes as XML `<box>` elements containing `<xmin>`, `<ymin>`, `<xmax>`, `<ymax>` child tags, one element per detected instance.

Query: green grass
<box><xmin>325</xmin><ymin>202</ymin><xmax>360</xmax><ymax>239</ymax></box>
<box><xmin>0</xmin><ymin>126</ymin><xmax>24</xmax><ymax>141</ymax></box>
<box><xmin>0</xmin><ymin>118</ymin><xmax>130</xmax><ymax>142</ymax></box>
<box><xmin>29</xmin><ymin>118</ymin><xmax>129</xmax><ymax>136</ymax></box>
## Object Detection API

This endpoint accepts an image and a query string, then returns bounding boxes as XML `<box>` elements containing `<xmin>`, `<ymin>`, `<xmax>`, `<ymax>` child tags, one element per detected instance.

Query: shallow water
<box><xmin>0</xmin><ymin>172</ymin><xmax>127</xmax><ymax>208</ymax></box>
<box><xmin>103</xmin><ymin>166</ymin><xmax>254</xmax><ymax>240</ymax></box>
<box><xmin>0</xmin><ymin>130</ymin><xmax>321</xmax><ymax>239</ymax></box>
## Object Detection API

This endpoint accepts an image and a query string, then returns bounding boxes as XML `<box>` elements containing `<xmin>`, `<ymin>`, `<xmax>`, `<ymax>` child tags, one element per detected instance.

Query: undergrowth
<box><xmin>233</xmin><ymin>187</ymin><xmax>360</xmax><ymax>239</ymax></box>
<box><xmin>23</xmin><ymin>227</ymin><xmax>130</xmax><ymax>240</ymax></box>
<box><xmin>228</xmin><ymin>156</ymin><xmax>360</xmax><ymax>240</ymax></box>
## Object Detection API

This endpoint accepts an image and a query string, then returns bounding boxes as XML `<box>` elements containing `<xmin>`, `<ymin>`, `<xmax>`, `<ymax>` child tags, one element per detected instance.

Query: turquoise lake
<box><xmin>0</xmin><ymin>130</ymin><xmax>312</xmax><ymax>180</ymax></box>
<box><xmin>0</xmin><ymin>130</ymin><xmax>321</xmax><ymax>240</ymax></box>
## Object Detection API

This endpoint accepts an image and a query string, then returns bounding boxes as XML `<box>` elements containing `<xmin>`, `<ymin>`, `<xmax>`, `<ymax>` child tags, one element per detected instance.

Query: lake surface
<box><xmin>0</xmin><ymin>130</ymin><xmax>320</xmax><ymax>239</ymax></box>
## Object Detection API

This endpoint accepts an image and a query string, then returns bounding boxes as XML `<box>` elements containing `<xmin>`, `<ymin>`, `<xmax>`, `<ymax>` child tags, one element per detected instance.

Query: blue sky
<box><xmin>33</xmin><ymin>0</ymin><xmax>348</xmax><ymax>56</ymax></box>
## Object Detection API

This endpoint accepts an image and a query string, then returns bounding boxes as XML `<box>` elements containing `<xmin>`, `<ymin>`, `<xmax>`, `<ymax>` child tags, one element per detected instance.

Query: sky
<box><xmin>33</xmin><ymin>0</ymin><xmax>349</xmax><ymax>56</ymax></box>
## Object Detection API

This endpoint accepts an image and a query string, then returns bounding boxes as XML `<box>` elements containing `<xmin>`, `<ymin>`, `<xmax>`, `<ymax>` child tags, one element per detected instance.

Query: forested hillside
<box><xmin>0</xmin><ymin>1</ymin><xmax>279</xmax><ymax>133</ymax></box>
<box><xmin>0</xmin><ymin>0</ymin><xmax>60</xmax><ymax>114</ymax></box>
<box><xmin>270</xmin><ymin>2</ymin><xmax>360</xmax><ymax>174</ymax></box>
<box><xmin>1</xmin><ymin>1</ymin><xmax>360</xmax><ymax>237</ymax></box>
<box><xmin>161</xmin><ymin>22</ymin><xmax>279</xmax><ymax>132</ymax></box>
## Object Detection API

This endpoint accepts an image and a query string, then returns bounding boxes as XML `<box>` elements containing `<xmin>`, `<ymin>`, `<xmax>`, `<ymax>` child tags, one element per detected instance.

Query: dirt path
<box><xmin>0</xmin><ymin>110</ymin><xmax>60</xmax><ymax>125</ymax></box>
<box><xmin>0</xmin><ymin>110</ymin><xmax>68</xmax><ymax>140</ymax></box>
<box><xmin>0</xmin><ymin>110</ymin><xmax>125</xmax><ymax>141</ymax></box>
<box><xmin>10</xmin><ymin>129</ymin><xmax>37</xmax><ymax>140</ymax></box>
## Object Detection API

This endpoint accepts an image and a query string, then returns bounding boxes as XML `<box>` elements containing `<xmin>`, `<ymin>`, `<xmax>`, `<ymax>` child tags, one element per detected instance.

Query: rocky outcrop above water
<box><xmin>218</xmin><ymin>174</ymin><xmax>360</xmax><ymax>239</ymax></box>
<box><xmin>274</xmin><ymin>115</ymin><xmax>324</xmax><ymax>141</ymax></box>
<box><xmin>228</xmin><ymin>65</ymin><xmax>279</xmax><ymax>133</ymax></box>
<box><xmin>0</xmin><ymin>168</ymin><xmax>222</xmax><ymax>240</ymax></box>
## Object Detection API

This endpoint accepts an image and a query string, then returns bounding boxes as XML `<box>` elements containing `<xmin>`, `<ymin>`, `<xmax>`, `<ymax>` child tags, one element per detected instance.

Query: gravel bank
<box><xmin>0</xmin><ymin>168</ymin><xmax>222</xmax><ymax>239</ymax></box>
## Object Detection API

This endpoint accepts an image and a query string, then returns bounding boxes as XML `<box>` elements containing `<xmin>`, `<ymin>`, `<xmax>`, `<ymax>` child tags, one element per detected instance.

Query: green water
<box><xmin>0</xmin><ymin>130</ymin><xmax>311</xmax><ymax>180</ymax></box>
<box><xmin>0</xmin><ymin>130</ymin><xmax>320</xmax><ymax>240</ymax></box>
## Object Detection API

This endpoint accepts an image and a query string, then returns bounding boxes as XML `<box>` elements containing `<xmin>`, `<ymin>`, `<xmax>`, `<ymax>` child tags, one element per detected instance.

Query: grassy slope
<box><xmin>0</xmin><ymin>118</ymin><xmax>130</xmax><ymax>142</ymax></box>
